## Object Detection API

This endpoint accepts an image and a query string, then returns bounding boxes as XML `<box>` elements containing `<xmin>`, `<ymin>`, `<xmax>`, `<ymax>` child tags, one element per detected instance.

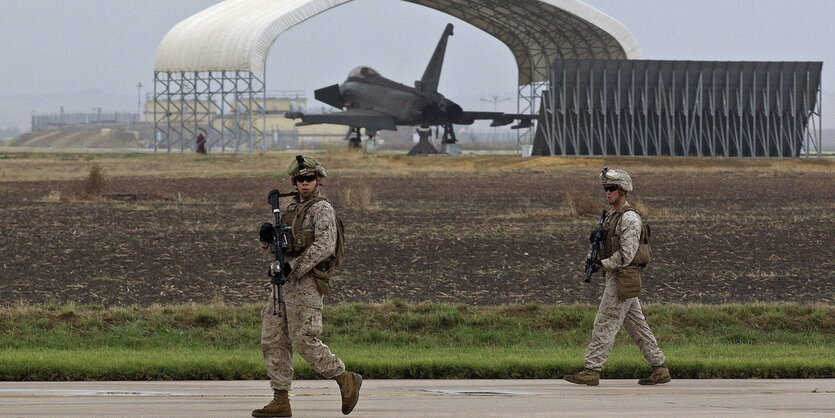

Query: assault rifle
<box><xmin>584</xmin><ymin>209</ymin><xmax>608</xmax><ymax>283</ymax></box>
<box><xmin>262</xmin><ymin>189</ymin><xmax>297</xmax><ymax>316</ymax></box>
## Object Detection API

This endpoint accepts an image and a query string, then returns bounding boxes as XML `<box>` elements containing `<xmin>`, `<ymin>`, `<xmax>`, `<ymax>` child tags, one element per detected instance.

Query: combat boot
<box><xmin>252</xmin><ymin>389</ymin><xmax>291</xmax><ymax>417</ymax></box>
<box><xmin>638</xmin><ymin>365</ymin><xmax>671</xmax><ymax>385</ymax></box>
<box><xmin>563</xmin><ymin>368</ymin><xmax>600</xmax><ymax>386</ymax></box>
<box><xmin>335</xmin><ymin>370</ymin><xmax>362</xmax><ymax>415</ymax></box>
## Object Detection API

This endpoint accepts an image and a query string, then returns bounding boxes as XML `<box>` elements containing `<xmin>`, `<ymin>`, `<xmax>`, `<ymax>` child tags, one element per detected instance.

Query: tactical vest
<box><xmin>598</xmin><ymin>206</ymin><xmax>652</xmax><ymax>267</ymax></box>
<box><xmin>281</xmin><ymin>196</ymin><xmax>345</xmax><ymax>294</ymax></box>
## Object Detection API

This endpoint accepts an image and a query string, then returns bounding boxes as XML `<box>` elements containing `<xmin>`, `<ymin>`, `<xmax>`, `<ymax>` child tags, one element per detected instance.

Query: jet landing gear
<box><xmin>441</xmin><ymin>123</ymin><xmax>457</xmax><ymax>144</ymax></box>
<box><xmin>440</xmin><ymin>123</ymin><xmax>461</xmax><ymax>156</ymax></box>
<box><xmin>345</xmin><ymin>127</ymin><xmax>362</xmax><ymax>149</ymax></box>
<box><xmin>344</xmin><ymin>127</ymin><xmax>379</xmax><ymax>152</ymax></box>
<box><xmin>364</xmin><ymin>128</ymin><xmax>380</xmax><ymax>153</ymax></box>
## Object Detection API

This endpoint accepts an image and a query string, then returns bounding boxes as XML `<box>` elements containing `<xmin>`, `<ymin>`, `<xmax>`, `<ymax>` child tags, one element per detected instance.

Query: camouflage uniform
<box><xmin>256</xmin><ymin>155</ymin><xmax>361</xmax><ymax>417</ymax></box>
<box><xmin>584</xmin><ymin>204</ymin><xmax>666</xmax><ymax>371</ymax></box>
<box><xmin>261</xmin><ymin>191</ymin><xmax>346</xmax><ymax>391</ymax></box>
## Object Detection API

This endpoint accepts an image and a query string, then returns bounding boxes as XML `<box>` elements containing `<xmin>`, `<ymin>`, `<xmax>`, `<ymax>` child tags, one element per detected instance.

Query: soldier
<box><xmin>253</xmin><ymin>155</ymin><xmax>361</xmax><ymax>417</ymax></box>
<box><xmin>564</xmin><ymin>167</ymin><xmax>671</xmax><ymax>386</ymax></box>
<box><xmin>195</xmin><ymin>132</ymin><xmax>206</xmax><ymax>154</ymax></box>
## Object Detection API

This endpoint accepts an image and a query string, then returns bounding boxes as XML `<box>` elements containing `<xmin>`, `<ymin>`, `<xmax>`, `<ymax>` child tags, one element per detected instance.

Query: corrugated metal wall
<box><xmin>534</xmin><ymin>60</ymin><xmax>823</xmax><ymax>157</ymax></box>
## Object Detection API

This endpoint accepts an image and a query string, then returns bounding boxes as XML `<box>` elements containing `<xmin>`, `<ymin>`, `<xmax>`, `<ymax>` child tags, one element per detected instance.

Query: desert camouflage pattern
<box><xmin>286</xmin><ymin>154</ymin><xmax>328</xmax><ymax>178</ymax></box>
<box><xmin>261</xmin><ymin>191</ymin><xmax>344</xmax><ymax>391</ymax></box>
<box><xmin>600</xmin><ymin>167</ymin><xmax>633</xmax><ymax>191</ymax></box>
<box><xmin>600</xmin><ymin>208</ymin><xmax>641</xmax><ymax>271</ymax></box>
<box><xmin>261</xmin><ymin>299</ymin><xmax>346</xmax><ymax>391</ymax></box>
<box><xmin>584</xmin><ymin>206</ymin><xmax>665</xmax><ymax>371</ymax></box>
<box><xmin>283</xmin><ymin>195</ymin><xmax>338</xmax><ymax>308</ymax></box>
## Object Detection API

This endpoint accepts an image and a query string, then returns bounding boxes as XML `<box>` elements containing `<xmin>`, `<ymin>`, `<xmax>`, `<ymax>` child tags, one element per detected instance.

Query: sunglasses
<box><xmin>295</xmin><ymin>173</ymin><xmax>317</xmax><ymax>183</ymax></box>
<box><xmin>603</xmin><ymin>185</ymin><xmax>620</xmax><ymax>192</ymax></box>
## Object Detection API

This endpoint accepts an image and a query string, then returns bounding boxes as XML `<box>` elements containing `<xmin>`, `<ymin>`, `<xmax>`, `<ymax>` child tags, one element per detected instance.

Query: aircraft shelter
<box><xmin>532</xmin><ymin>60</ymin><xmax>824</xmax><ymax>157</ymax></box>
<box><xmin>152</xmin><ymin>0</ymin><xmax>640</xmax><ymax>152</ymax></box>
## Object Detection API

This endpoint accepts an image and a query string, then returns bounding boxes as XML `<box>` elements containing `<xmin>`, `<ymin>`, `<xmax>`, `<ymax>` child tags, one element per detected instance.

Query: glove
<box><xmin>270</xmin><ymin>261</ymin><xmax>292</xmax><ymax>277</ymax></box>
<box><xmin>259</xmin><ymin>222</ymin><xmax>275</xmax><ymax>243</ymax></box>
<box><xmin>585</xmin><ymin>257</ymin><xmax>602</xmax><ymax>273</ymax></box>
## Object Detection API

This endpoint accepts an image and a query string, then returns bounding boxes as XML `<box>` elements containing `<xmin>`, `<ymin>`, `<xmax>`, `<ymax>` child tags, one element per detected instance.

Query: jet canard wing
<box><xmin>314</xmin><ymin>84</ymin><xmax>344</xmax><ymax>109</ymax></box>
<box><xmin>285</xmin><ymin>109</ymin><xmax>397</xmax><ymax>131</ymax></box>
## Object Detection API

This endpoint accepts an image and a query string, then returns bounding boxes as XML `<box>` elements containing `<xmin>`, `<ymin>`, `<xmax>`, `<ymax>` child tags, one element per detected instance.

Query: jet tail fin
<box><xmin>417</xmin><ymin>23</ymin><xmax>454</xmax><ymax>94</ymax></box>
<box><xmin>314</xmin><ymin>84</ymin><xmax>344</xmax><ymax>109</ymax></box>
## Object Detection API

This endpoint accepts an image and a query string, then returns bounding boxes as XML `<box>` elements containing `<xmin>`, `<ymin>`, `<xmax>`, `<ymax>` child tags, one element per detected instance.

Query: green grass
<box><xmin>0</xmin><ymin>302</ymin><xmax>832</xmax><ymax>380</ymax></box>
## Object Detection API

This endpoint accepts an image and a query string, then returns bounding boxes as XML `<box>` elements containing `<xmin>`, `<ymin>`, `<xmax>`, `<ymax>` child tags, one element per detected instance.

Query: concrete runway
<box><xmin>0</xmin><ymin>379</ymin><xmax>833</xmax><ymax>417</ymax></box>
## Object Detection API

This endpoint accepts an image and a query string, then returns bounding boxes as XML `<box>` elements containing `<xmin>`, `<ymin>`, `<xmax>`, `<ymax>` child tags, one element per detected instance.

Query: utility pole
<box><xmin>136</xmin><ymin>82</ymin><xmax>143</xmax><ymax>122</ymax></box>
<box><xmin>480</xmin><ymin>95</ymin><xmax>511</xmax><ymax>112</ymax></box>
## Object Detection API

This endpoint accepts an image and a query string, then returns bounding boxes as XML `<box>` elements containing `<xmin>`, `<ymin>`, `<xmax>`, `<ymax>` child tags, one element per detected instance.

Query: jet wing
<box><xmin>459</xmin><ymin>111</ymin><xmax>503</xmax><ymax>124</ymax></box>
<box><xmin>459</xmin><ymin>111</ymin><xmax>537</xmax><ymax>129</ymax></box>
<box><xmin>285</xmin><ymin>109</ymin><xmax>397</xmax><ymax>131</ymax></box>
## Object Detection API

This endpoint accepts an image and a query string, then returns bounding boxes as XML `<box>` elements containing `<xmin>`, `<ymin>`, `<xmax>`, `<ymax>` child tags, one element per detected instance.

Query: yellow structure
<box><xmin>262</xmin><ymin>97</ymin><xmax>348</xmax><ymax>142</ymax></box>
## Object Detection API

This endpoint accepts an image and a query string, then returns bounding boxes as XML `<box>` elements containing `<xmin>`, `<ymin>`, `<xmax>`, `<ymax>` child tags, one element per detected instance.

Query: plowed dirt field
<box><xmin>1</xmin><ymin>152</ymin><xmax>833</xmax><ymax>306</ymax></box>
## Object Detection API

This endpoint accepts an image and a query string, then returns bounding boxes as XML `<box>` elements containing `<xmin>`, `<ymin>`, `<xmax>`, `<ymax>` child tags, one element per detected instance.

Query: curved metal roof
<box><xmin>154</xmin><ymin>0</ymin><xmax>641</xmax><ymax>85</ymax></box>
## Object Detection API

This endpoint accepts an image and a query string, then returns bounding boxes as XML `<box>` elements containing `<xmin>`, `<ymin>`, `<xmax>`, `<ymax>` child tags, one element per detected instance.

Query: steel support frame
<box><xmin>539</xmin><ymin>62</ymin><xmax>823</xmax><ymax>158</ymax></box>
<box><xmin>803</xmin><ymin>73</ymin><xmax>823</xmax><ymax>158</ymax></box>
<box><xmin>405</xmin><ymin>0</ymin><xmax>630</xmax><ymax>155</ymax></box>
<box><xmin>154</xmin><ymin>70</ymin><xmax>266</xmax><ymax>153</ymax></box>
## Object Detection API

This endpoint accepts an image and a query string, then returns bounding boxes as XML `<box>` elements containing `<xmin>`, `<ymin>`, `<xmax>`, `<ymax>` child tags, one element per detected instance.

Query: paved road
<box><xmin>0</xmin><ymin>379</ymin><xmax>833</xmax><ymax>417</ymax></box>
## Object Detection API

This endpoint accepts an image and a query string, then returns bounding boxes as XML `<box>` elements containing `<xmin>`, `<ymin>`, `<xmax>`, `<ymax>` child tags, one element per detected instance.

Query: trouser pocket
<box><xmin>301</xmin><ymin>308</ymin><xmax>323</xmax><ymax>337</ymax></box>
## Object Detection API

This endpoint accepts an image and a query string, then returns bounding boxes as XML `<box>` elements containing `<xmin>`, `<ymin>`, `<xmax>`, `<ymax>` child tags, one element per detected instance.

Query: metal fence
<box><xmin>32</xmin><ymin>110</ymin><xmax>138</xmax><ymax>131</ymax></box>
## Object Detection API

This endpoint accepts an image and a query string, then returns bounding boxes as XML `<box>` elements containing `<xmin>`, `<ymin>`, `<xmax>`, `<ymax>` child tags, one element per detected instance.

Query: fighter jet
<box><xmin>285</xmin><ymin>23</ymin><xmax>535</xmax><ymax>147</ymax></box>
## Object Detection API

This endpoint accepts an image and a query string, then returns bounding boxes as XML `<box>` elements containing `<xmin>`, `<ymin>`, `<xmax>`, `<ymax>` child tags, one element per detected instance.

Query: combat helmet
<box><xmin>286</xmin><ymin>154</ymin><xmax>327</xmax><ymax>180</ymax></box>
<box><xmin>599</xmin><ymin>167</ymin><xmax>633</xmax><ymax>191</ymax></box>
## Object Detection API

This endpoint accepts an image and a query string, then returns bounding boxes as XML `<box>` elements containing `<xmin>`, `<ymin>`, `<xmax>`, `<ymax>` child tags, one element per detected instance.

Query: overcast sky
<box><xmin>0</xmin><ymin>0</ymin><xmax>832</xmax><ymax>130</ymax></box>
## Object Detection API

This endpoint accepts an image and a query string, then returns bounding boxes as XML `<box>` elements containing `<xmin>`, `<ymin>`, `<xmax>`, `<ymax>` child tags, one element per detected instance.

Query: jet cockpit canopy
<box><xmin>348</xmin><ymin>66</ymin><xmax>380</xmax><ymax>78</ymax></box>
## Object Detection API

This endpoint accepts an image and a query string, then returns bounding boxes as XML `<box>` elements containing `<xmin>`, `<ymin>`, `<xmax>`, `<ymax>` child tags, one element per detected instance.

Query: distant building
<box><xmin>0</xmin><ymin>127</ymin><xmax>21</xmax><ymax>140</ymax></box>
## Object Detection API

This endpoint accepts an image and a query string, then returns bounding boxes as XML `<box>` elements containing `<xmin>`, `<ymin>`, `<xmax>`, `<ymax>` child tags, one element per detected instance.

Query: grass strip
<box><xmin>0</xmin><ymin>302</ymin><xmax>832</xmax><ymax>380</ymax></box>
<box><xmin>0</xmin><ymin>345</ymin><xmax>831</xmax><ymax>380</ymax></box>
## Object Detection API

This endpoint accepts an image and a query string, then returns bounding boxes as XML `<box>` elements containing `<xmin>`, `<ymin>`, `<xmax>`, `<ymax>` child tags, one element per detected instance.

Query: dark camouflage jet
<box><xmin>285</xmin><ymin>23</ymin><xmax>535</xmax><ymax>147</ymax></box>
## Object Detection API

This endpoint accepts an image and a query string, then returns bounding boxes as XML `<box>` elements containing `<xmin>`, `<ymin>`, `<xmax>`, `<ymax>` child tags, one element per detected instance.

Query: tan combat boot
<box><xmin>638</xmin><ymin>365</ymin><xmax>671</xmax><ymax>385</ymax></box>
<box><xmin>252</xmin><ymin>389</ymin><xmax>292</xmax><ymax>417</ymax></box>
<box><xmin>335</xmin><ymin>370</ymin><xmax>362</xmax><ymax>415</ymax></box>
<box><xmin>563</xmin><ymin>368</ymin><xmax>600</xmax><ymax>386</ymax></box>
